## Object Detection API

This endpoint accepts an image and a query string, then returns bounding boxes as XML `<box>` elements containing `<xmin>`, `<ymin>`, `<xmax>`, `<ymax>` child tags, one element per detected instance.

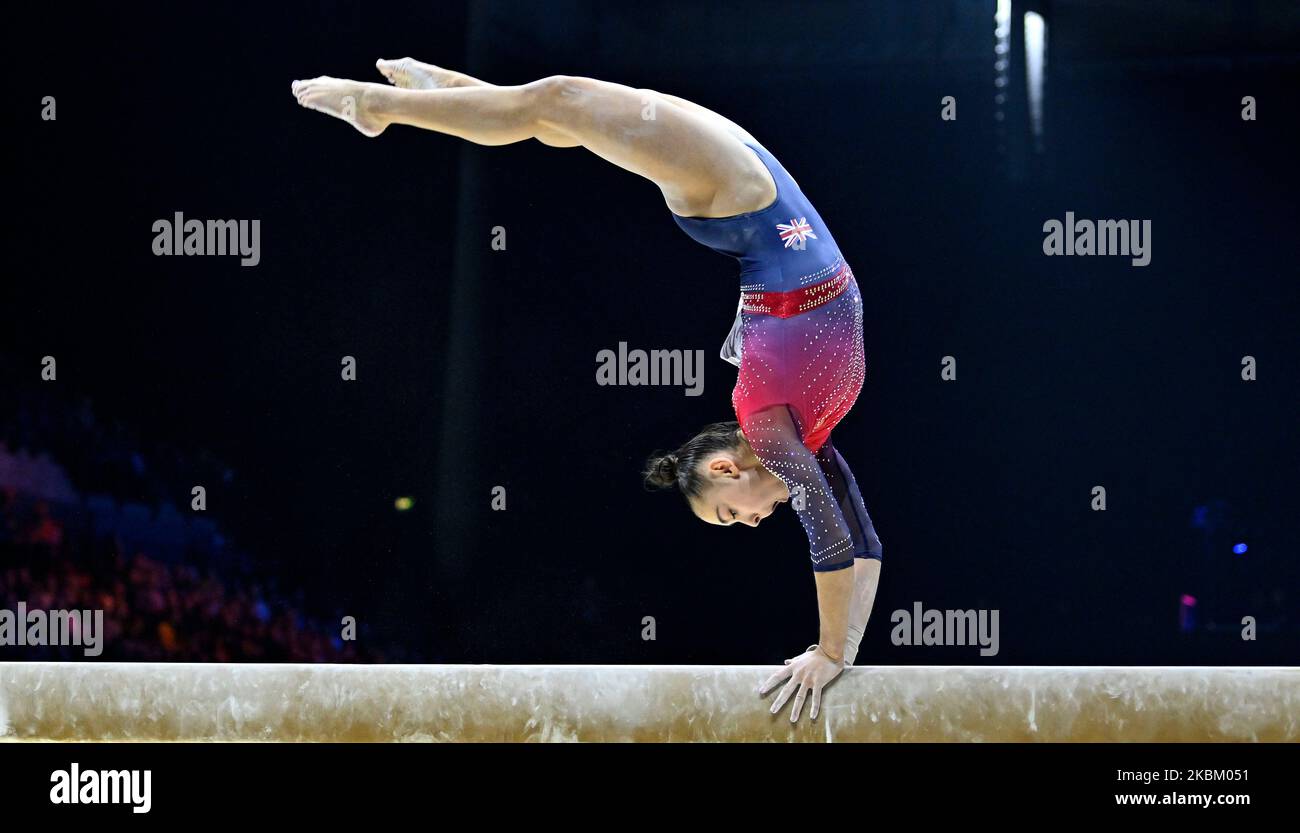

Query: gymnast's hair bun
<box><xmin>642</xmin><ymin>452</ymin><xmax>679</xmax><ymax>490</ymax></box>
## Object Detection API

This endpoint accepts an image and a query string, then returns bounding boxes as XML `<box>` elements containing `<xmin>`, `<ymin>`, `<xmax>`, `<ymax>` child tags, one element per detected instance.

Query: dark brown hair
<box><xmin>643</xmin><ymin>421</ymin><xmax>743</xmax><ymax>499</ymax></box>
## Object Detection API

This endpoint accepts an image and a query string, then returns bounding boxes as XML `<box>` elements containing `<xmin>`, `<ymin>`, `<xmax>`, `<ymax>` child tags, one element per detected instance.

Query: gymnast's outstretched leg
<box><xmin>370</xmin><ymin>57</ymin><xmax>761</xmax><ymax>149</ymax></box>
<box><xmin>291</xmin><ymin>65</ymin><xmax>775</xmax><ymax>217</ymax></box>
<box><xmin>372</xmin><ymin>58</ymin><xmax>580</xmax><ymax>147</ymax></box>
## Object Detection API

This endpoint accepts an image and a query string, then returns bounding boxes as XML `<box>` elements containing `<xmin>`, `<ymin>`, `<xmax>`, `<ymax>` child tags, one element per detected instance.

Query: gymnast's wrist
<box><xmin>814</xmin><ymin>644</ymin><xmax>844</xmax><ymax>664</ymax></box>
<box><xmin>843</xmin><ymin>623</ymin><xmax>865</xmax><ymax>666</ymax></box>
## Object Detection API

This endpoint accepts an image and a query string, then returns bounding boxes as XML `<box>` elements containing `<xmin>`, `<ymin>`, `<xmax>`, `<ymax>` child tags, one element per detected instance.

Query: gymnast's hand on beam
<box><xmin>757</xmin><ymin>644</ymin><xmax>844</xmax><ymax>723</ymax></box>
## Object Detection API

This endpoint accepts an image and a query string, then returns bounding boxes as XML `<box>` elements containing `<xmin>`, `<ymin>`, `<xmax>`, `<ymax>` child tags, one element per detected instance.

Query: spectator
<box><xmin>23</xmin><ymin>501</ymin><xmax>64</xmax><ymax>549</ymax></box>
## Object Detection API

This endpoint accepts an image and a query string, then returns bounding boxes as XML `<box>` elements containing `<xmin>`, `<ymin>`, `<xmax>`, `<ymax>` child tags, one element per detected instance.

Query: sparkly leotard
<box><xmin>673</xmin><ymin>142</ymin><xmax>882</xmax><ymax>572</ymax></box>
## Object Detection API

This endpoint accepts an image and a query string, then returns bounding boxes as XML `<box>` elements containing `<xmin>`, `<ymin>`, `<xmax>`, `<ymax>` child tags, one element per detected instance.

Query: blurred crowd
<box><xmin>1</xmin><ymin>491</ymin><xmax>386</xmax><ymax>662</ymax></box>
<box><xmin>0</xmin><ymin>389</ymin><xmax>396</xmax><ymax>662</ymax></box>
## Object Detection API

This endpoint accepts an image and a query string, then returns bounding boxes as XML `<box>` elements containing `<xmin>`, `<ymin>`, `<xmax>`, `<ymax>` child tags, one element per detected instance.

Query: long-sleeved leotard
<box><xmin>673</xmin><ymin>142</ymin><xmax>882</xmax><ymax>571</ymax></box>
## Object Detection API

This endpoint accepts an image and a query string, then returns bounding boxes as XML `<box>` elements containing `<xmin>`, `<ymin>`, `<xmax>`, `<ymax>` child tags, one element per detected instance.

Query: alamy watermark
<box><xmin>1042</xmin><ymin>211</ymin><xmax>1150</xmax><ymax>266</ymax></box>
<box><xmin>891</xmin><ymin>602</ymin><xmax>999</xmax><ymax>656</ymax></box>
<box><xmin>596</xmin><ymin>342</ymin><xmax>705</xmax><ymax>396</ymax></box>
<box><xmin>50</xmin><ymin>764</ymin><xmax>151</xmax><ymax>813</ymax></box>
<box><xmin>0</xmin><ymin>603</ymin><xmax>104</xmax><ymax>657</ymax></box>
<box><xmin>152</xmin><ymin>212</ymin><xmax>261</xmax><ymax>266</ymax></box>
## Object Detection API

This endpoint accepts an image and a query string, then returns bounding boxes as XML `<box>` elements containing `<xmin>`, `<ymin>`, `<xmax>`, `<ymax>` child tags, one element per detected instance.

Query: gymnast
<box><xmin>292</xmin><ymin>60</ymin><xmax>884</xmax><ymax>723</ymax></box>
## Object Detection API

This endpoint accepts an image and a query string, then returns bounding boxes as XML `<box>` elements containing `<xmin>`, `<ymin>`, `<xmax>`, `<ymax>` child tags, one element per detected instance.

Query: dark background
<box><xmin>2</xmin><ymin>0</ymin><xmax>1297</xmax><ymax>664</ymax></box>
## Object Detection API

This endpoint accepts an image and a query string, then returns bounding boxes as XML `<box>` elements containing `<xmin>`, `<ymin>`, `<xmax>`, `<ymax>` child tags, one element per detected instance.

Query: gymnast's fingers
<box><xmin>770</xmin><ymin>676</ymin><xmax>799</xmax><ymax>714</ymax></box>
<box><xmin>789</xmin><ymin>681</ymin><xmax>810</xmax><ymax>722</ymax></box>
<box><xmin>758</xmin><ymin>665</ymin><xmax>791</xmax><ymax>696</ymax></box>
<box><xmin>810</xmin><ymin>684</ymin><xmax>823</xmax><ymax>721</ymax></box>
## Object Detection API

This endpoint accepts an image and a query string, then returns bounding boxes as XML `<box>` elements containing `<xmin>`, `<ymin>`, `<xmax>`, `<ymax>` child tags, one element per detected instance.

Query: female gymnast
<box><xmin>292</xmin><ymin>60</ymin><xmax>884</xmax><ymax>723</ymax></box>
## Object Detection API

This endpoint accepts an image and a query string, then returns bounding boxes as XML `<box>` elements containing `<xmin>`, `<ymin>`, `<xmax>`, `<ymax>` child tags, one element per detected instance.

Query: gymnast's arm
<box><xmin>812</xmin><ymin>563</ymin><xmax>854</xmax><ymax>662</ymax></box>
<box><xmin>815</xmin><ymin>442</ymin><xmax>885</xmax><ymax>665</ymax></box>
<box><xmin>844</xmin><ymin>558</ymin><xmax>882</xmax><ymax>665</ymax></box>
<box><xmin>742</xmin><ymin>407</ymin><xmax>857</xmax><ymax>661</ymax></box>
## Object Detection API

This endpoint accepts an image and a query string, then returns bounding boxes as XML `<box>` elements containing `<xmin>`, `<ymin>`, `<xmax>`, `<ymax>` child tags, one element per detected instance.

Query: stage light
<box><xmin>1024</xmin><ymin>11</ymin><xmax>1047</xmax><ymax>149</ymax></box>
<box><xmin>394</xmin><ymin>497</ymin><xmax>414</xmax><ymax>512</ymax></box>
<box><xmin>1233</xmin><ymin>542</ymin><xmax>1248</xmax><ymax>555</ymax></box>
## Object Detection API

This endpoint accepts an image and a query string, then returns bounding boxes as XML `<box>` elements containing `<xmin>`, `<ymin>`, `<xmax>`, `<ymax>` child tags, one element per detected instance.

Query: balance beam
<box><xmin>1</xmin><ymin>663</ymin><xmax>1295</xmax><ymax>742</ymax></box>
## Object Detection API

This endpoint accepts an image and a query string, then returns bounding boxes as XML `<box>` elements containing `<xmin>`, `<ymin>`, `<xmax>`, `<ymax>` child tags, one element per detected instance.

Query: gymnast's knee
<box><xmin>528</xmin><ymin>75</ymin><xmax>595</xmax><ymax>116</ymax></box>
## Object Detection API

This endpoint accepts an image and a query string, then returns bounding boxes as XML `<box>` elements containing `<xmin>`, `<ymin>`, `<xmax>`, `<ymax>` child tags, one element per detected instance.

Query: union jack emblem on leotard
<box><xmin>776</xmin><ymin>217</ymin><xmax>817</xmax><ymax>248</ymax></box>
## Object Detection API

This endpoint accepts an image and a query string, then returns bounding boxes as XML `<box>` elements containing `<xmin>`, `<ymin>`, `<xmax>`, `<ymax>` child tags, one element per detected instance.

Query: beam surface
<box><xmin>1</xmin><ymin>663</ymin><xmax>1296</xmax><ymax>742</ymax></box>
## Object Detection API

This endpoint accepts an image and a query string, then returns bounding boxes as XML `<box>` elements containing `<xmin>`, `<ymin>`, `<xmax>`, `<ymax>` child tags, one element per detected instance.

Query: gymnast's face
<box><xmin>690</xmin><ymin>451</ymin><xmax>790</xmax><ymax>528</ymax></box>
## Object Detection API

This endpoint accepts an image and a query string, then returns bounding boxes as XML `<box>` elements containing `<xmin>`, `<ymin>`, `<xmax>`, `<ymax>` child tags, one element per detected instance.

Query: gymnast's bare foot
<box><xmin>375</xmin><ymin>57</ymin><xmax>483</xmax><ymax>90</ymax></box>
<box><xmin>291</xmin><ymin>76</ymin><xmax>389</xmax><ymax>137</ymax></box>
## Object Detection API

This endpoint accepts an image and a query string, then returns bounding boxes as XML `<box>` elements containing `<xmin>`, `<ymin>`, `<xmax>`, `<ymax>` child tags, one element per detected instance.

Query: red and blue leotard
<box><xmin>673</xmin><ymin>142</ymin><xmax>882</xmax><ymax>572</ymax></box>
